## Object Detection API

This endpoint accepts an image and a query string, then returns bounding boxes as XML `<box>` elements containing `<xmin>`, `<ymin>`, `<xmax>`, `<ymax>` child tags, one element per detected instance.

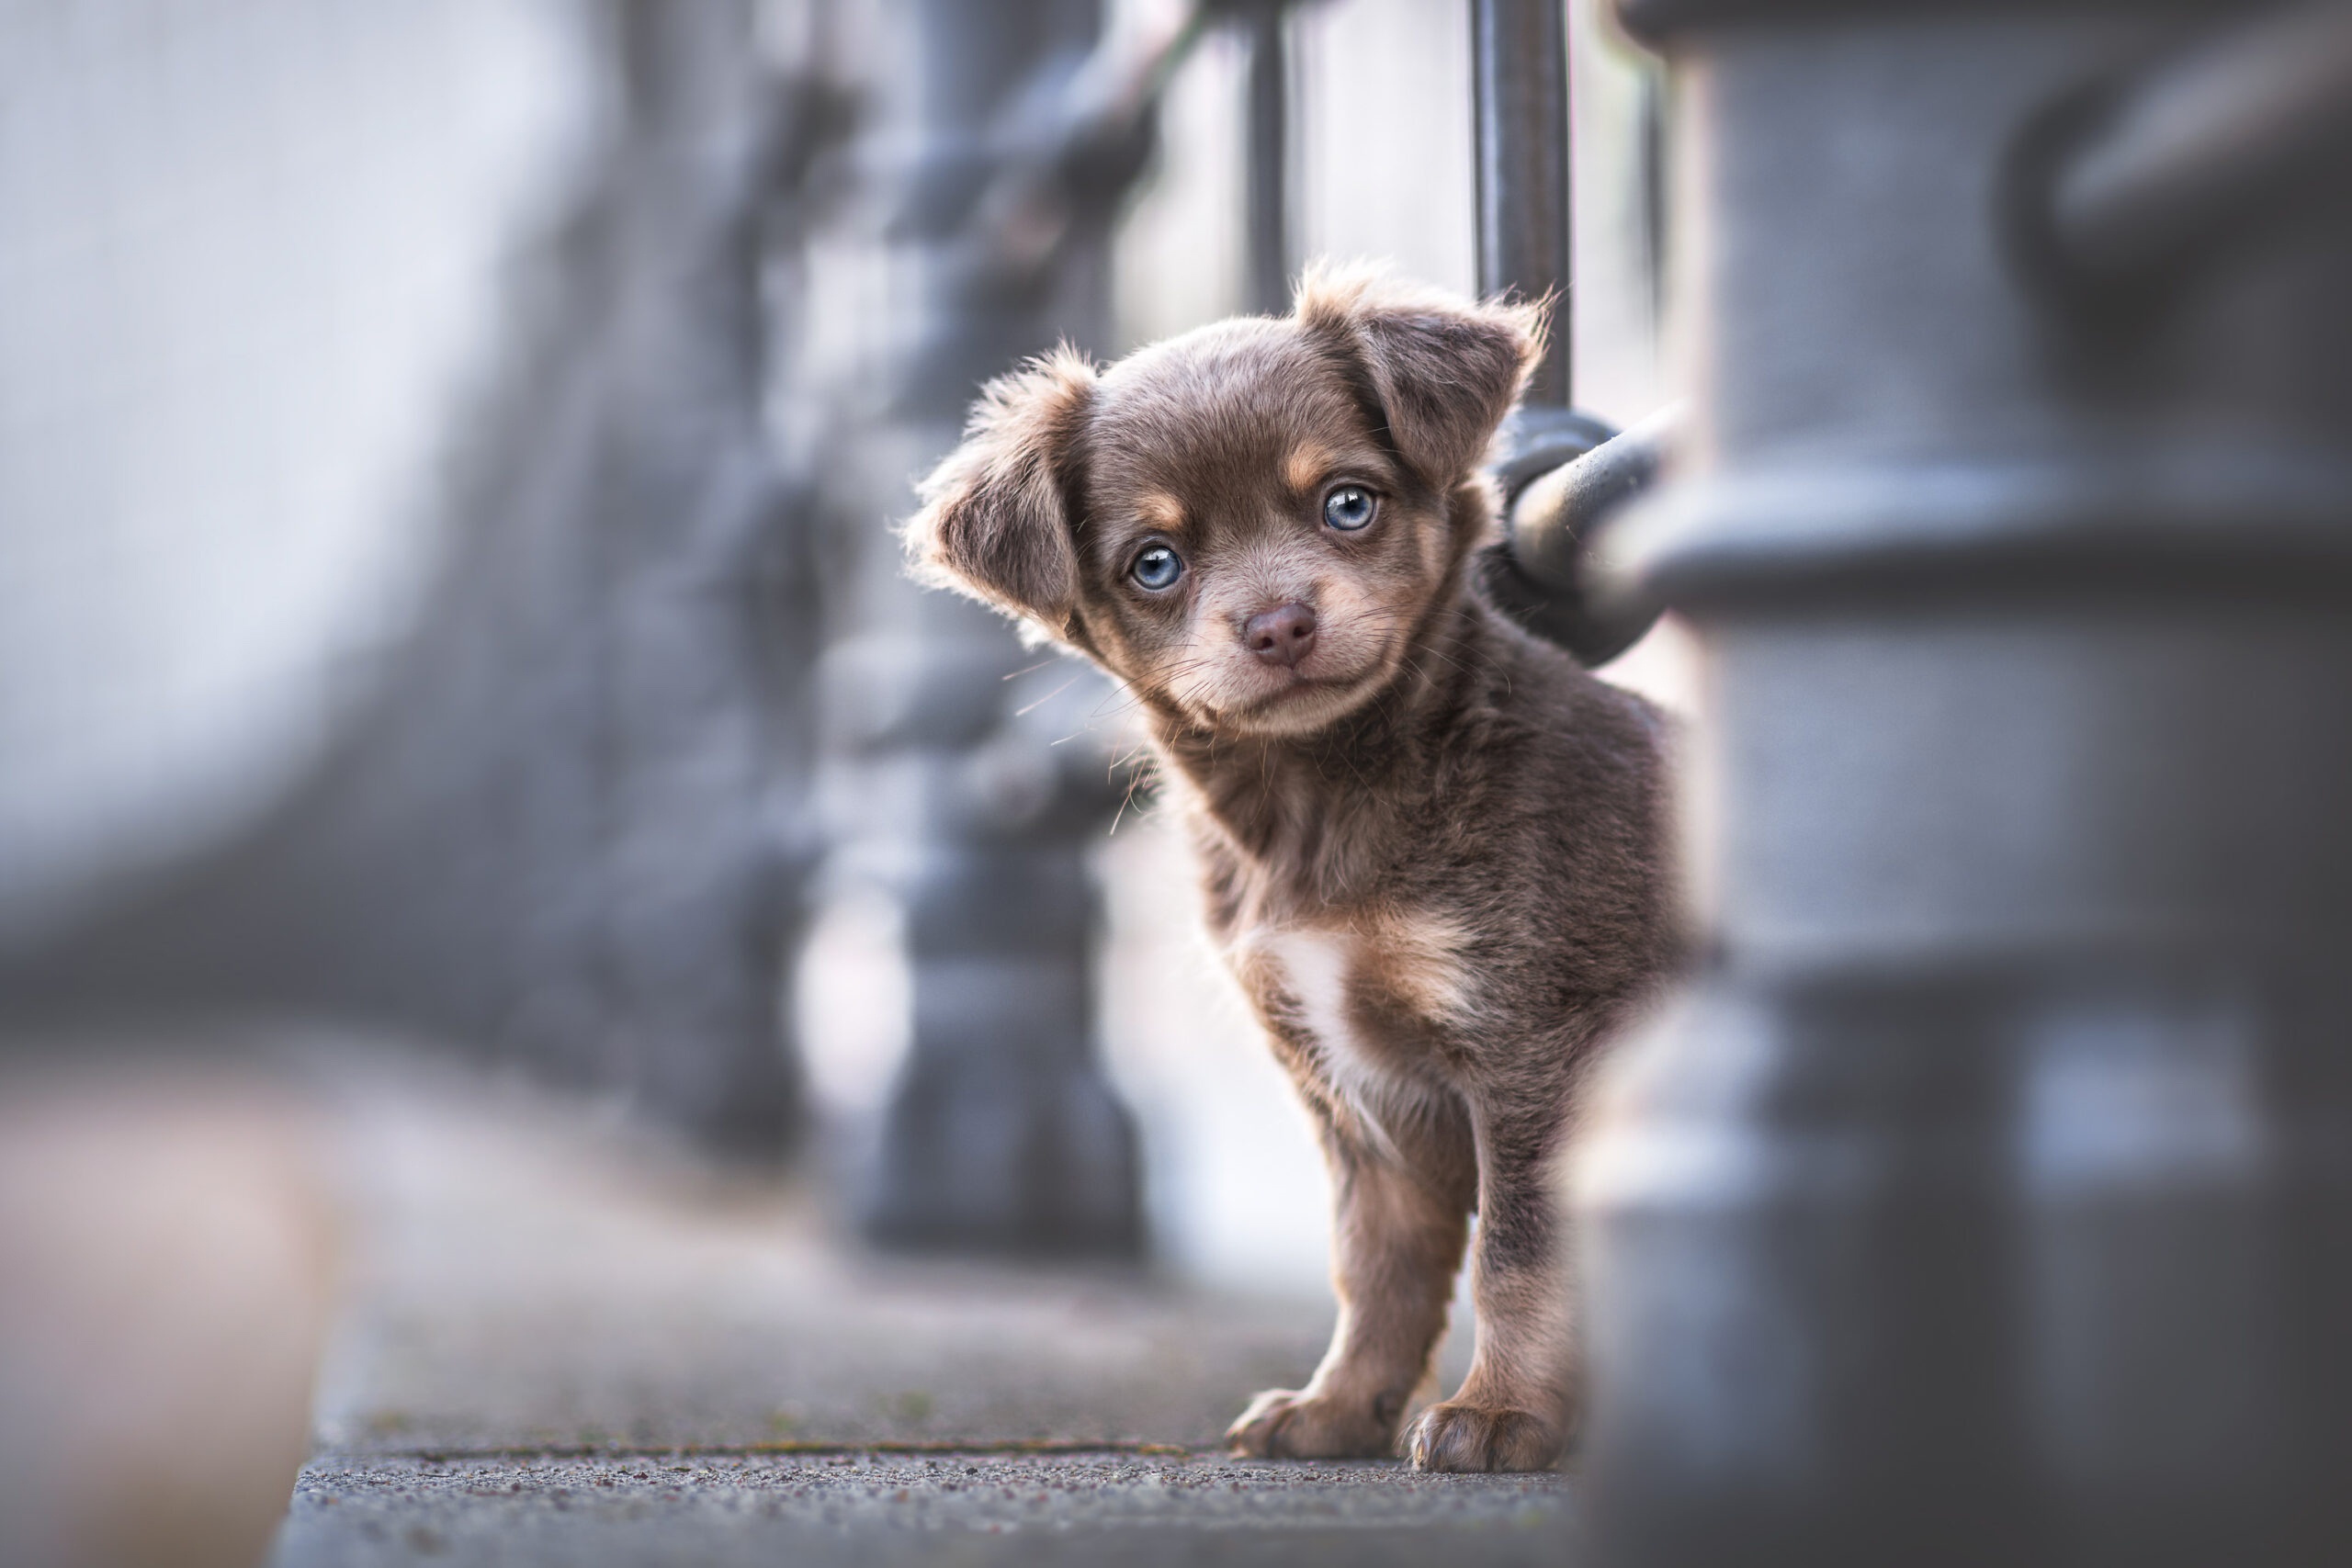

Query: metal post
<box><xmin>1469</xmin><ymin>0</ymin><xmax>1654</xmax><ymax>663</ymax></box>
<box><xmin>1577</xmin><ymin>1</ymin><xmax>2352</xmax><ymax>1562</ymax></box>
<box><xmin>1243</xmin><ymin>3</ymin><xmax>1290</xmax><ymax>316</ymax></box>
<box><xmin>848</xmin><ymin>0</ymin><xmax>1155</xmax><ymax>1256</ymax></box>
<box><xmin>1471</xmin><ymin>0</ymin><xmax>1573</xmax><ymax>409</ymax></box>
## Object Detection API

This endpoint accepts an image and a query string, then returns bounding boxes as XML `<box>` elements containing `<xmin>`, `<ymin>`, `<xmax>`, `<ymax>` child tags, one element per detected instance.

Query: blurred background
<box><xmin>0</xmin><ymin>2</ymin><xmax>1679</xmax><ymax>1562</ymax></box>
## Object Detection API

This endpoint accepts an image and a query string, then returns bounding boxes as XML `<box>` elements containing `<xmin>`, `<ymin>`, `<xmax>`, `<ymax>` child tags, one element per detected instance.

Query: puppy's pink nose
<box><xmin>1244</xmin><ymin>602</ymin><xmax>1317</xmax><ymax>667</ymax></box>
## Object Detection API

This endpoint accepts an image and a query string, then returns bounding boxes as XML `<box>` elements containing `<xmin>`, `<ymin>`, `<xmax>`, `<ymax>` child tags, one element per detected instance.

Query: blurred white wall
<box><xmin>0</xmin><ymin>0</ymin><xmax>594</xmax><ymax>943</ymax></box>
<box><xmin>1114</xmin><ymin>17</ymin><xmax>1250</xmax><ymax>350</ymax></box>
<box><xmin>1293</xmin><ymin>0</ymin><xmax>1477</xmax><ymax>297</ymax></box>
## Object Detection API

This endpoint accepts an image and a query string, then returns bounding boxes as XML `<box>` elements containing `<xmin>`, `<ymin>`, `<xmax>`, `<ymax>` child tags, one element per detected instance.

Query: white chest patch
<box><xmin>1259</xmin><ymin>929</ymin><xmax>1408</xmax><ymax>1157</ymax></box>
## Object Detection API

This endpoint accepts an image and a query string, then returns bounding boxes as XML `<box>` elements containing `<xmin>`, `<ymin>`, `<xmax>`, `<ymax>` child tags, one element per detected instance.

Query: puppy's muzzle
<box><xmin>1245</xmin><ymin>601</ymin><xmax>1317</xmax><ymax>668</ymax></box>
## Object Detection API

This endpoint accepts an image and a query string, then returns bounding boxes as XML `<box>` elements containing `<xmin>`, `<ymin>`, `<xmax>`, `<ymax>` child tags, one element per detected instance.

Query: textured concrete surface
<box><xmin>300</xmin><ymin>1064</ymin><xmax>1413</xmax><ymax>1454</ymax></box>
<box><xmin>266</xmin><ymin>1060</ymin><xmax>1569</xmax><ymax>1565</ymax></box>
<box><xmin>276</xmin><ymin>1451</ymin><xmax>1573</xmax><ymax>1567</ymax></box>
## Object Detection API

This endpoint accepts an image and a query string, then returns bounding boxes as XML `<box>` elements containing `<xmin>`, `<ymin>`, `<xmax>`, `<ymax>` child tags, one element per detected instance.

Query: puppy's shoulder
<box><xmin>1454</xmin><ymin>604</ymin><xmax>1669</xmax><ymax>790</ymax></box>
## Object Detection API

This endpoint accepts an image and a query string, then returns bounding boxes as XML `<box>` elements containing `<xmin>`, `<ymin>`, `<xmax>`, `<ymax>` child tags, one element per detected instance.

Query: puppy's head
<box><xmin>906</xmin><ymin>265</ymin><xmax>1543</xmax><ymax>737</ymax></box>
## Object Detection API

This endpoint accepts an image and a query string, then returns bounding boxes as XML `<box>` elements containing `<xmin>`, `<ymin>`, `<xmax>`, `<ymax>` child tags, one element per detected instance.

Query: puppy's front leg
<box><xmin>1227</xmin><ymin>1128</ymin><xmax>1472</xmax><ymax>1459</ymax></box>
<box><xmin>1406</xmin><ymin>1106</ymin><xmax>1572</xmax><ymax>1472</ymax></box>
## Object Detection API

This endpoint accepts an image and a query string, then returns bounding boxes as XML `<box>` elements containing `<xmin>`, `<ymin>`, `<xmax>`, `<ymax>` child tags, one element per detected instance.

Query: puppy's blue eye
<box><xmin>1131</xmin><ymin>544</ymin><xmax>1183</xmax><ymax>591</ymax></box>
<box><xmin>1324</xmin><ymin>485</ymin><xmax>1375</xmax><ymax>531</ymax></box>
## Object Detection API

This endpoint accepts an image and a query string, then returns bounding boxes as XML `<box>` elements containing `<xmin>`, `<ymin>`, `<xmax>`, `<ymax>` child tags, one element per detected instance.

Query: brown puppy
<box><xmin>904</xmin><ymin>265</ymin><xmax>1674</xmax><ymax>1472</ymax></box>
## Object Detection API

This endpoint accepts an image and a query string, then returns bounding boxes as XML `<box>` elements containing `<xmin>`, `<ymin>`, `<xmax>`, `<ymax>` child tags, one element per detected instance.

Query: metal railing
<box><xmin>1577</xmin><ymin>2</ymin><xmax>2352</xmax><ymax>1562</ymax></box>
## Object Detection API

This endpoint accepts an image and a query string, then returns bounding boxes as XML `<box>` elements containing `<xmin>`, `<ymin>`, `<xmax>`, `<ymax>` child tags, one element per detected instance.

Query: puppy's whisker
<box><xmin>1013</xmin><ymin>673</ymin><xmax>1083</xmax><ymax>716</ymax></box>
<box><xmin>1107</xmin><ymin>761</ymin><xmax>1159</xmax><ymax>837</ymax></box>
<box><xmin>1089</xmin><ymin>685</ymin><xmax>1150</xmax><ymax>721</ymax></box>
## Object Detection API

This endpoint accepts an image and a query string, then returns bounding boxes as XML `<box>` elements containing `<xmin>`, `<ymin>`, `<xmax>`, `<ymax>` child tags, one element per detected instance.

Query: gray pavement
<box><xmin>277</xmin><ymin>1451</ymin><xmax>1573</xmax><ymax>1566</ymax></box>
<box><xmin>268</xmin><ymin>1061</ymin><xmax>1575</xmax><ymax>1566</ymax></box>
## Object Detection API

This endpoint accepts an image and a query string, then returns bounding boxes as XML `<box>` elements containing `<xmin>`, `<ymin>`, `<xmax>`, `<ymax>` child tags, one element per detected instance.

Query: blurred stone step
<box><xmin>272</xmin><ymin>1450</ymin><xmax>1573</xmax><ymax>1568</ymax></box>
<box><xmin>303</xmin><ymin>1057</ymin><xmax>1407</xmax><ymax>1454</ymax></box>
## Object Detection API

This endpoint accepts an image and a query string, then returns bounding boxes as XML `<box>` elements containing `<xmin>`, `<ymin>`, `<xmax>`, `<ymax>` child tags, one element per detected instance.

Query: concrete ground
<box><xmin>265</xmin><ymin>1059</ymin><xmax>1577</xmax><ymax>1566</ymax></box>
<box><xmin>278</xmin><ymin>1453</ymin><xmax>1571</xmax><ymax>1566</ymax></box>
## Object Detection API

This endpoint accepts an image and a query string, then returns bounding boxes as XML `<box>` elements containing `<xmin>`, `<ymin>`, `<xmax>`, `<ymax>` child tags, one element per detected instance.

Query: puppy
<box><xmin>904</xmin><ymin>266</ymin><xmax>1674</xmax><ymax>1472</ymax></box>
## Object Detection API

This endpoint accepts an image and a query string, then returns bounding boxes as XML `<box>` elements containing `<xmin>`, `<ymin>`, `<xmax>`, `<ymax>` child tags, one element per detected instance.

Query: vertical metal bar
<box><xmin>854</xmin><ymin>0</ymin><xmax>1144</xmax><ymax>1258</ymax></box>
<box><xmin>1471</xmin><ymin>0</ymin><xmax>1572</xmax><ymax>407</ymax></box>
<box><xmin>1244</xmin><ymin>4</ymin><xmax>1290</xmax><ymax>316</ymax></box>
<box><xmin>1472</xmin><ymin>0</ymin><xmax>1642</xmax><ymax>662</ymax></box>
<box><xmin>1579</xmin><ymin>1</ymin><xmax>2352</xmax><ymax>1562</ymax></box>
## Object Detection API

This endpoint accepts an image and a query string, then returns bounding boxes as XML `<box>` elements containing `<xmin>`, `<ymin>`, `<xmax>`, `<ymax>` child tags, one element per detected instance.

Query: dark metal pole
<box><xmin>851</xmin><ymin>0</ymin><xmax>1159</xmax><ymax>1257</ymax></box>
<box><xmin>1577</xmin><ymin>0</ymin><xmax>2352</xmax><ymax>1562</ymax></box>
<box><xmin>1470</xmin><ymin>0</ymin><xmax>1572</xmax><ymax>408</ymax></box>
<box><xmin>1470</xmin><ymin>0</ymin><xmax>1663</xmax><ymax>665</ymax></box>
<box><xmin>1243</xmin><ymin>3</ymin><xmax>1289</xmax><ymax>316</ymax></box>
<box><xmin>1487</xmin><ymin>404</ymin><xmax>1676</xmax><ymax>666</ymax></box>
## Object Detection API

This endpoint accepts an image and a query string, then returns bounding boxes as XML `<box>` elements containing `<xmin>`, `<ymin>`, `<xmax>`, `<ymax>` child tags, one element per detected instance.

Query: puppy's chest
<box><xmin>1223</xmin><ymin>908</ymin><xmax>1483</xmax><ymax>1113</ymax></box>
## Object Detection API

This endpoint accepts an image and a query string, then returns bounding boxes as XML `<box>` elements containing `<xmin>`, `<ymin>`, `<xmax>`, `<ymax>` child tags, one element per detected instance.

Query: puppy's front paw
<box><xmin>1225</xmin><ymin>1388</ymin><xmax>1396</xmax><ymax>1460</ymax></box>
<box><xmin>1404</xmin><ymin>1401</ymin><xmax>1563</xmax><ymax>1472</ymax></box>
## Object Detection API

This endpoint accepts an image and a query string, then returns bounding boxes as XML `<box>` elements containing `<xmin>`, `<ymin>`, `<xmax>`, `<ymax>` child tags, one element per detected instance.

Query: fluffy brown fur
<box><xmin>904</xmin><ymin>265</ymin><xmax>1675</xmax><ymax>1472</ymax></box>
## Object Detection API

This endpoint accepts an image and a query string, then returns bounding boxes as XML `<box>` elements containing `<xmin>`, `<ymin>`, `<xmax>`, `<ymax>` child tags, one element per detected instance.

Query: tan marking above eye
<box><xmin>1136</xmin><ymin>491</ymin><xmax>1187</xmax><ymax>532</ymax></box>
<box><xmin>1284</xmin><ymin>446</ymin><xmax>1338</xmax><ymax>496</ymax></box>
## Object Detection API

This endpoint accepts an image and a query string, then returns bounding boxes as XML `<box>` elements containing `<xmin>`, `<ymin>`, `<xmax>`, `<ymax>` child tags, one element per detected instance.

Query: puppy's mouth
<box><xmin>1209</xmin><ymin>657</ymin><xmax>1391</xmax><ymax>730</ymax></box>
<box><xmin>1150</xmin><ymin>621</ymin><xmax>1411</xmax><ymax>736</ymax></box>
<box><xmin>1240</xmin><ymin>671</ymin><xmax>1354</xmax><ymax>711</ymax></box>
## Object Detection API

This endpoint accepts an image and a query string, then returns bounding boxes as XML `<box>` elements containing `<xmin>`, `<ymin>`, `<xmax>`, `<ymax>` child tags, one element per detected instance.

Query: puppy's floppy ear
<box><xmin>904</xmin><ymin>346</ymin><xmax>1096</xmax><ymax>634</ymax></box>
<box><xmin>1295</xmin><ymin>262</ymin><xmax>1546</xmax><ymax>488</ymax></box>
